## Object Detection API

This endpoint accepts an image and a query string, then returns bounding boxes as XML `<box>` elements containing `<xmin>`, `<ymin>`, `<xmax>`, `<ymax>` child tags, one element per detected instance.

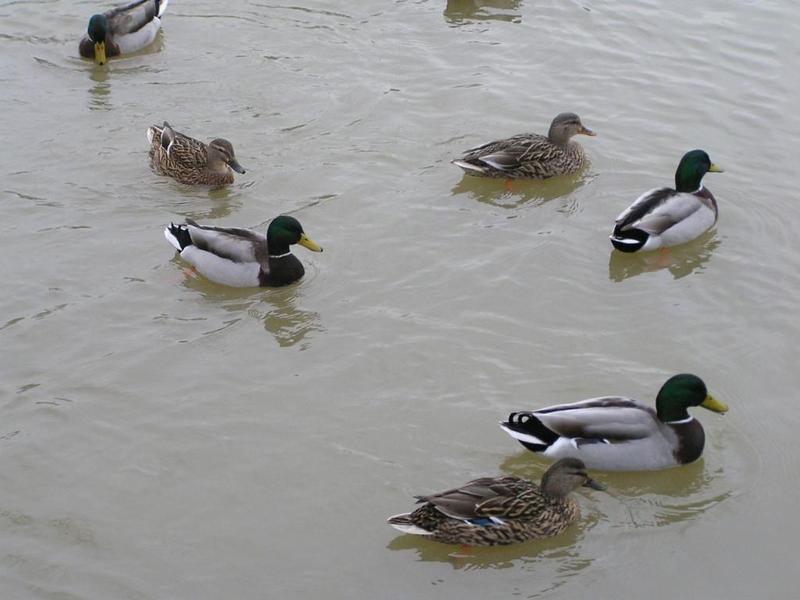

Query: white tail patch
<box><xmin>477</xmin><ymin>156</ymin><xmax>510</xmax><ymax>171</ymax></box>
<box><xmin>386</xmin><ymin>514</ymin><xmax>433</xmax><ymax>536</ymax></box>
<box><xmin>452</xmin><ymin>159</ymin><xmax>487</xmax><ymax>174</ymax></box>
<box><xmin>499</xmin><ymin>423</ymin><xmax>547</xmax><ymax>446</ymax></box>
<box><xmin>146</xmin><ymin>127</ymin><xmax>156</xmax><ymax>144</ymax></box>
<box><xmin>163</xmin><ymin>226</ymin><xmax>182</xmax><ymax>251</ymax></box>
<box><xmin>158</xmin><ymin>0</ymin><xmax>170</xmax><ymax>18</ymax></box>
<box><xmin>609</xmin><ymin>235</ymin><xmax>641</xmax><ymax>246</ymax></box>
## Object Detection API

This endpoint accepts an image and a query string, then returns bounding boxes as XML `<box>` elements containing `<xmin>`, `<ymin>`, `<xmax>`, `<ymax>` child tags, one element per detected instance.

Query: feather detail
<box><xmin>610</xmin><ymin>150</ymin><xmax>723</xmax><ymax>252</ymax></box>
<box><xmin>147</xmin><ymin>123</ymin><xmax>243</xmax><ymax>186</ymax></box>
<box><xmin>452</xmin><ymin>113</ymin><xmax>594</xmax><ymax>180</ymax></box>
<box><xmin>163</xmin><ymin>216</ymin><xmax>317</xmax><ymax>288</ymax></box>
<box><xmin>500</xmin><ymin>375</ymin><xmax>724</xmax><ymax>471</ymax></box>
<box><xmin>387</xmin><ymin>460</ymin><xmax>599</xmax><ymax>546</ymax></box>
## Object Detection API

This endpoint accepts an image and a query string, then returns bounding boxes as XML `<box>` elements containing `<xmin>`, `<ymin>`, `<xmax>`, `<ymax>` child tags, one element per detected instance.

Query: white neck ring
<box><xmin>666</xmin><ymin>416</ymin><xmax>695</xmax><ymax>425</ymax></box>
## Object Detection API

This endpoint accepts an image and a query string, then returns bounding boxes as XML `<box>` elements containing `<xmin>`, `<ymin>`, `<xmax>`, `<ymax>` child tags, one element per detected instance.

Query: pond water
<box><xmin>1</xmin><ymin>0</ymin><xmax>799</xmax><ymax>598</ymax></box>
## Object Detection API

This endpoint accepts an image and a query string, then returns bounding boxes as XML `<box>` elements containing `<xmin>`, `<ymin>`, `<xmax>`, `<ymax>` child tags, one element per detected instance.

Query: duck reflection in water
<box><xmin>87</xmin><ymin>67</ymin><xmax>112</xmax><ymax>111</ymax></box>
<box><xmin>386</xmin><ymin>526</ymin><xmax>589</xmax><ymax>570</ymax></box>
<box><xmin>451</xmin><ymin>170</ymin><xmax>589</xmax><ymax>210</ymax></box>
<box><xmin>173</xmin><ymin>270</ymin><xmax>323</xmax><ymax>349</ymax></box>
<box><xmin>499</xmin><ymin>448</ymin><xmax>730</xmax><ymax>529</ymax></box>
<box><xmin>84</xmin><ymin>31</ymin><xmax>165</xmax><ymax>112</ymax></box>
<box><xmin>444</xmin><ymin>0</ymin><xmax>523</xmax><ymax>23</ymax></box>
<box><xmin>254</xmin><ymin>288</ymin><xmax>323</xmax><ymax>349</ymax></box>
<box><xmin>608</xmin><ymin>232</ymin><xmax>720</xmax><ymax>282</ymax></box>
<box><xmin>191</xmin><ymin>185</ymin><xmax>244</xmax><ymax>220</ymax></box>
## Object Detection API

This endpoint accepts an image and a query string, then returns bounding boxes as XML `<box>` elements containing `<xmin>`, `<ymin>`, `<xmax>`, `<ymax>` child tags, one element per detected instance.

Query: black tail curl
<box><xmin>168</xmin><ymin>222</ymin><xmax>193</xmax><ymax>251</ymax></box>
<box><xmin>502</xmin><ymin>412</ymin><xmax>559</xmax><ymax>452</ymax></box>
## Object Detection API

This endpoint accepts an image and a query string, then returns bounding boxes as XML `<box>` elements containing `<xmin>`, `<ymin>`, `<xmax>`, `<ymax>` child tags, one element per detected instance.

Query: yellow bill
<box><xmin>94</xmin><ymin>41</ymin><xmax>107</xmax><ymax>65</ymax></box>
<box><xmin>298</xmin><ymin>233</ymin><xmax>323</xmax><ymax>252</ymax></box>
<box><xmin>708</xmin><ymin>163</ymin><xmax>724</xmax><ymax>173</ymax></box>
<box><xmin>701</xmin><ymin>393</ymin><xmax>728</xmax><ymax>413</ymax></box>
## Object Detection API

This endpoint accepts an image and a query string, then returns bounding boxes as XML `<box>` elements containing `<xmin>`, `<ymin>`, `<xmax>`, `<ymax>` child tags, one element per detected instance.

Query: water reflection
<box><xmin>173</xmin><ymin>262</ymin><xmax>323</xmax><ymax>348</ymax></box>
<box><xmin>499</xmin><ymin>452</ymin><xmax>730</xmax><ymax>528</ymax></box>
<box><xmin>444</xmin><ymin>0</ymin><xmax>523</xmax><ymax>24</ymax></box>
<box><xmin>250</xmin><ymin>287</ymin><xmax>324</xmax><ymax>349</ymax></box>
<box><xmin>191</xmin><ymin>185</ymin><xmax>246</xmax><ymax>220</ymax></box>
<box><xmin>451</xmin><ymin>170</ymin><xmax>588</xmax><ymax>210</ymax></box>
<box><xmin>386</xmin><ymin>519</ymin><xmax>590</xmax><ymax>570</ymax></box>
<box><xmin>83</xmin><ymin>31</ymin><xmax>166</xmax><ymax>111</ymax></box>
<box><xmin>87</xmin><ymin>67</ymin><xmax>112</xmax><ymax>111</ymax></box>
<box><xmin>160</xmin><ymin>185</ymin><xmax>246</xmax><ymax>221</ymax></box>
<box><xmin>608</xmin><ymin>232</ymin><xmax>720</xmax><ymax>282</ymax></box>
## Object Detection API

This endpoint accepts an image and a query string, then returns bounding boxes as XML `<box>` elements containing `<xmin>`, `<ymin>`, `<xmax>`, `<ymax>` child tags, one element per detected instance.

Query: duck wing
<box><xmin>614</xmin><ymin>188</ymin><xmax>704</xmax><ymax>236</ymax></box>
<box><xmin>461</xmin><ymin>133</ymin><xmax>550</xmax><ymax>171</ymax></box>
<box><xmin>158</xmin><ymin>123</ymin><xmax>208</xmax><ymax>170</ymax></box>
<box><xmin>532</xmin><ymin>397</ymin><xmax>658</xmax><ymax>441</ymax></box>
<box><xmin>106</xmin><ymin>0</ymin><xmax>162</xmax><ymax>35</ymax></box>
<box><xmin>184</xmin><ymin>219</ymin><xmax>267</xmax><ymax>265</ymax></box>
<box><xmin>416</xmin><ymin>476</ymin><xmax>530</xmax><ymax>520</ymax></box>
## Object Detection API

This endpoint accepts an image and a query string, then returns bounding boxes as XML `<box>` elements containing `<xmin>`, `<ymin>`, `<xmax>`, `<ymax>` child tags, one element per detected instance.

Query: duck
<box><xmin>500</xmin><ymin>374</ymin><xmax>728</xmax><ymax>471</ymax></box>
<box><xmin>147</xmin><ymin>122</ymin><xmax>246</xmax><ymax>186</ymax></box>
<box><xmin>163</xmin><ymin>216</ymin><xmax>322</xmax><ymax>288</ymax></box>
<box><xmin>79</xmin><ymin>0</ymin><xmax>168</xmax><ymax>65</ymax></box>
<box><xmin>452</xmin><ymin>112</ymin><xmax>596</xmax><ymax>179</ymax></box>
<box><xmin>610</xmin><ymin>150</ymin><xmax>724</xmax><ymax>252</ymax></box>
<box><xmin>387</xmin><ymin>458</ymin><xmax>605</xmax><ymax>546</ymax></box>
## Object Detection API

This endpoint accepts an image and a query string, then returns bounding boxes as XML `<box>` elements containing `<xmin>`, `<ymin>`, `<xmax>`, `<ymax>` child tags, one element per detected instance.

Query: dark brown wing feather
<box><xmin>457</xmin><ymin>133</ymin><xmax>584</xmax><ymax>179</ymax></box>
<box><xmin>416</xmin><ymin>476</ymin><xmax>536</xmax><ymax>520</ymax></box>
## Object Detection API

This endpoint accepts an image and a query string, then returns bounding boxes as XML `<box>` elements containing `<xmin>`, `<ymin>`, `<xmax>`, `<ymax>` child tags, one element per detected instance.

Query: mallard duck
<box><xmin>452</xmin><ymin>112</ymin><xmax>595</xmax><ymax>179</ymax></box>
<box><xmin>163</xmin><ymin>216</ymin><xmax>322</xmax><ymax>287</ymax></box>
<box><xmin>147</xmin><ymin>122</ymin><xmax>246</xmax><ymax>186</ymax></box>
<box><xmin>500</xmin><ymin>374</ymin><xmax>728</xmax><ymax>471</ymax></box>
<box><xmin>610</xmin><ymin>150</ymin><xmax>724</xmax><ymax>252</ymax></box>
<box><xmin>79</xmin><ymin>0</ymin><xmax>168</xmax><ymax>65</ymax></box>
<box><xmin>387</xmin><ymin>458</ymin><xmax>604</xmax><ymax>546</ymax></box>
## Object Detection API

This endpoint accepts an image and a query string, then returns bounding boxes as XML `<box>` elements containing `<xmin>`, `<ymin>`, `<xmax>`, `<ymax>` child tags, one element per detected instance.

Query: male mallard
<box><xmin>147</xmin><ymin>122</ymin><xmax>246</xmax><ymax>186</ymax></box>
<box><xmin>452</xmin><ymin>112</ymin><xmax>595</xmax><ymax>179</ymax></box>
<box><xmin>387</xmin><ymin>458</ymin><xmax>605</xmax><ymax>546</ymax></box>
<box><xmin>79</xmin><ymin>0</ymin><xmax>168</xmax><ymax>65</ymax></box>
<box><xmin>500</xmin><ymin>374</ymin><xmax>728</xmax><ymax>471</ymax></box>
<box><xmin>610</xmin><ymin>150</ymin><xmax>724</xmax><ymax>252</ymax></box>
<box><xmin>163</xmin><ymin>216</ymin><xmax>322</xmax><ymax>288</ymax></box>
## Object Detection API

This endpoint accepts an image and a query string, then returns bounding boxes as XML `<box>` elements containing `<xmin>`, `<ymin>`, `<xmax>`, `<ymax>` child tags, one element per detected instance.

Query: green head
<box><xmin>266</xmin><ymin>216</ymin><xmax>323</xmax><ymax>255</ymax></box>
<box><xmin>87</xmin><ymin>14</ymin><xmax>109</xmax><ymax>64</ymax></box>
<box><xmin>88</xmin><ymin>14</ymin><xmax>109</xmax><ymax>43</ymax></box>
<box><xmin>540</xmin><ymin>458</ymin><xmax>606</xmax><ymax>498</ymax></box>
<box><xmin>655</xmin><ymin>374</ymin><xmax>728</xmax><ymax>422</ymax></box>
<box><xmin>674</xmin><ymin>150</ymin><xmax>724</xmax><ymax>193</ymax></box>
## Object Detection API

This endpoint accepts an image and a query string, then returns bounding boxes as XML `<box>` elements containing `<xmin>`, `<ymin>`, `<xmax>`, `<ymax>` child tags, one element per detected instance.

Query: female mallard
<box><xmin>500</xmin><ymin>374</ymin><xmax>728</xmax><ymax>471</ymax></box>
<box><xmin>147</xmin><ymin>122</ymin><xmax>246</xmax><ymax>186</ymax></box>
<box><xmin>387</xmin><ymin>458</ymin><xmax>605</xmax><ymax>546</ymax></box>
<box><xmin>610</xmin><ymin>150</ymin><xmax>724</xmax><ymax>252</ymax></box>
<box><xmin>452</xmin><ymin>112</ymin><xmax>596</xmax><ymax>179</ymax></box>
<box><xmin>163</xmin><ymin>216</ymin><xmax>322</xmax><ymax>288</ymax></box>
<box><xmin>79</xmin><ymin>0</ymin><xmax>168</xmax><ymax>65</ymax></box>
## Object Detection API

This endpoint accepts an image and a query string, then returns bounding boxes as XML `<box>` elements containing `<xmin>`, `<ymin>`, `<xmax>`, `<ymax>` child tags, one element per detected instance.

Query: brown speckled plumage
<box><xmin>387</xmin><ymin>459</ymin><xmax>603</xmax><ymax>546</ymax></box>
<box><xmin>452</xmin><ymin>112</ymin><xmax>595</xmax><ymax>180</ymax></box>
<box><xmin>147</xmin><ymin>122</ymin><xmax>245</xmax><ymax>186</ymax></box>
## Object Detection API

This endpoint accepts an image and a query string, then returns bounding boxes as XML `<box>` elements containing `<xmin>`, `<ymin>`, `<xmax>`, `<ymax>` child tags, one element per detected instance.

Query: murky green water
<box><xmin>2</xmin><ymin>0</ymin><xmax>799</xmax><ymax>598</ymax></box>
